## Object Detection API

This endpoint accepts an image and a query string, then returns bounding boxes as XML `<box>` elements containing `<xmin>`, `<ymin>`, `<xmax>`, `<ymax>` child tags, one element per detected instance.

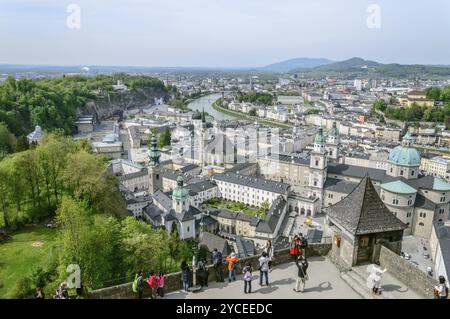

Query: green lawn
<box><xmin>0</xmin><ymin>226</ymin><xmax>59</xmax><ymax>298</ymax></box>
<box><xmin>202</xmin><ymin>198</ymin><xmax>262</xmax><ymax>217</ymax></box>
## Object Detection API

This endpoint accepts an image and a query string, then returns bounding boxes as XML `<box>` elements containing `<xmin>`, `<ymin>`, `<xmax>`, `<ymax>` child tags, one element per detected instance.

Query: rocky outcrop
<box><xmin>79</xmin><ymin>87</ymin><xmax>169</xmax><ymax>121</ymax></box>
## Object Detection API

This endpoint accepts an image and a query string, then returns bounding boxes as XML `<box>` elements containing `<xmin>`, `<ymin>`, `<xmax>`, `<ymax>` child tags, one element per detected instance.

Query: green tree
<box><xmin>158</xmin><ymin>127</ymin><xmax>171</xmax><ymax>148</ymax></box>
<box><xmin>372</xmin><ymin>99</ymin><xmax>387</xmax><ymax>113</ymax></box>
<box><xmin>248</xmin><ymin>108</ymin><xmax>257</xmax><ymax>116</ymax></box>
<box><xmin>0</xmin><ymin>122</ymin><xmax>16</xmax><ymax>158</ymax></box>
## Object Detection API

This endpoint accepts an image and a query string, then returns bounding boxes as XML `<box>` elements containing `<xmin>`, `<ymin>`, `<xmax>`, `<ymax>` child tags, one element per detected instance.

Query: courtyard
<box><xmin>164</xmin><ymin>256</ymin><xmax>421</xmax><ymax>299</ymax></box>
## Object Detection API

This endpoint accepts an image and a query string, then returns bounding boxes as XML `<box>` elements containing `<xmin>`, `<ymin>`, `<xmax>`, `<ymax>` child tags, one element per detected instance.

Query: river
<box><xmin>187</xmin><ymin>93</ymin><xmax>236</xmax><ymax>121</ymax></box>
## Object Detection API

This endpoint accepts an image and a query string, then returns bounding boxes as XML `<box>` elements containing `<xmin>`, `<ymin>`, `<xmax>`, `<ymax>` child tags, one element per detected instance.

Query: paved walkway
<box><xmin>165</xmin><ymin>256</ymin><xmax>361</xmax><ymax>299</ymax></box>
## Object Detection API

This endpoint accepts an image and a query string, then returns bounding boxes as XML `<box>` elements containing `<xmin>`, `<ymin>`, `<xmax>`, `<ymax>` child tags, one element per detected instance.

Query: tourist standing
<box><xmin>226</xmin><ymin>252</ymin><xmax>239</xmax><ymax>282</ymax></box>
<box><xmin>242</xmin><ymin>262</ymin><xmax>253</xmax><ymax>294</ymax></box>
<box><xmin>290</xmin><ymin>235</ymin><xmax>300</xmax><ymax>259</ymax></box>
<box><xmin>294</xmin><ymin>256</ymin><xmax>309</xmax><ymax>293</ymax></box>
<box><xmin>264</xmin><ymin>240</ymin><xmax>274</xmax><ymax>272</ymax></box>
<box><xmin>157</xmin><ymin>272</ymin><xmax>165</xmax><ymax>297</ymax></box>
<box><xmin>258</xmin><ymin>252</ymin><xmax>270</xmax><ymax>286</ymax></box>
<box><xmin>299</xmin><ymin>233</ymin><xmax>308</xmax><ymax>258</ymax></box>
<box><xmin>212</xmin><ymin>248</ymin><xmax>224</xmax><ymax>282</ymax></box>
<box><xmin>369</xmin><ymin>261</ymin><xmax>387</xmax><ymax>295</ymax></box>
<box><xmin>198</xmin><ymin>257</ymin><xmax>209</xmax><ymax>288</ymax></box>
<box><xmin>54</xmin><ymin>282</ymin><xmax>69</xmax><ymax>299</ymax></box>
<box><xmin>434</xmin><ymin>276</ymin><xmax>448</xmax><ymax>299</ymax></box>
<box><xmin>181</xmin><ymin>261</ymin><xmax>190</xmax><ymax>293</ymax></box>
<box><xmin>34</xmin><ymin>287</ymin><xmax>45</xmax><ymax>299</ymax></box>
<box><xmin>147</xmin><ymin>271</ymin><xmax>158</xmax><ymax>299</ymax></box>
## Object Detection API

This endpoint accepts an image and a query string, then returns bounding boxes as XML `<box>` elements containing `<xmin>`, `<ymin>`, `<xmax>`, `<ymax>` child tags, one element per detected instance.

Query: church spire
<box><xmin>201</xmin><ymin>107</ymin><xmax>206</xmax><ymax>123</ymax></box>
<box><xmin>148</xmin><ymin>135</ymin><xmax>160</xmax><ymax>167</ymax></box>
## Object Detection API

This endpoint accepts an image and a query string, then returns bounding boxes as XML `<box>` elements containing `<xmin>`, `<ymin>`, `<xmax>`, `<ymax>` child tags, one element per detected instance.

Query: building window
<box><xmin>439</xmin><ymin>208</ymin><xmax>445</xmax><ymax>214</ymax></box>
<box><xmin>400</xmin><ymin>170</ymin><xmax>404</xmax><ymax>176</ymax></box>
<box><xmin>407</xmin><ymin>212</ymin><xmax>412</xmax><ymax>218</ymax></box>
<box><xmin>411</xmin><ymin>170</ymin><xmax>415</xmax><ymax>176</ymax></box>
<box><xmin>393</xmin><ymin>199</ymin><xmax>399</xmax><ymax>205</ymax></box>
<box><xmin>407</xmin><ymin>200</ymin><xmax>412</xmax><ymax>205</ymax></box>
<box><xmin>441</xmin><ymin>197</ymin><xmax>446</xmax><ymax>203</ymax></box>
<box><xmin>381</xmin><ymin>195</ymin><xmax>385</xmax><ymax>200</ymax></box>
<box><xmin>328</xmin><ymin>193</ymin><xmax>333</xmax><ymax>199</ymax></box>
<box><xmin>187</xmin><ymin>226</ymin><xmax>190</xmax><ymax>232</ymax></box>
<box><xmin>390</xmin><ymin>167</ymin><xmax>393</xmax><ymax>173</ymax></box>
<box><xmin>315</xmin><ymin>160</ymin><xmax>319</xmax><ymax>166</ymax></box>
<box><xmin>419</xmin><ymin>222</ymin><xmax>424</xmax><ymax>226</ymax></box>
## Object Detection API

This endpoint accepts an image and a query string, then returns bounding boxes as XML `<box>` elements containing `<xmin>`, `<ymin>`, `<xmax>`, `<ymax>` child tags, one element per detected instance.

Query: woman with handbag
<box><xmin>294</xmin><ymin>256</ymin><xmax>309</xmax><ymax>293</ymax></box>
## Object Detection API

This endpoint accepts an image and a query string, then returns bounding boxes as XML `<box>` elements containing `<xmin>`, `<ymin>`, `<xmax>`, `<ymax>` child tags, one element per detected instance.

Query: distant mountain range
<box><xmin>284</xmin><ymin>57</ymin><xmax>450</xmax><ymax>78</ymax></box>
<box><xmin>2</xmin><ymin>57</ymin><xmax>450</xmax><ymax>78</ymax></box>
<box><xmin>261</xmin><ymin>58</ymin><xmax>334</xmax><ymax>72</ymax></box>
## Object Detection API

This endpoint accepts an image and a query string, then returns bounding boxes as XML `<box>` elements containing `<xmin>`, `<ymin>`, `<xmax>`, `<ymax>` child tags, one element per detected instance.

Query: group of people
<box><xmin>132</xmin><ymin>270</ymin><xmax>166</xmax><ymax>299</ymax></box>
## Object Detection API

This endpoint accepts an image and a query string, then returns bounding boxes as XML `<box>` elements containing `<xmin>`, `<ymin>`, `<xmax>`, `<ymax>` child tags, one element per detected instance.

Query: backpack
<box><xmin>132</xmin><ymin>275</ymin><xmax>139</xmax><ymax>293</ymax></box>
<box><xmin>243</xmin><ymin>268</ymin><xmax>252</xmax><ymax>281</ymax></box>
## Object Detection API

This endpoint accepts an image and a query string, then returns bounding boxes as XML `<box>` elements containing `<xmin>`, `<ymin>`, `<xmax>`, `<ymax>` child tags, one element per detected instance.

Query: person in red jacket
<box><xmin>147</xmin><ymin>271</ymin><xmax>158</xmax><ymax>299</ymax></box>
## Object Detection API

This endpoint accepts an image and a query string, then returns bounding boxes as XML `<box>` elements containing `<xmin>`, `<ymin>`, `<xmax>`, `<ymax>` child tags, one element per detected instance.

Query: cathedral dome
<box><xmin>388</xmin><ymin>133</ymin><xmax>420</xmax><ymax>167</ymax></box>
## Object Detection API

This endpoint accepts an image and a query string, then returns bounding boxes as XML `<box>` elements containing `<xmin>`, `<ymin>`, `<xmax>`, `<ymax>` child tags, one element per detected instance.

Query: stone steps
<box><xmin>340</xmin><ymin>271</ymin><xmax>376</xmax><ymax>299</ymax></box>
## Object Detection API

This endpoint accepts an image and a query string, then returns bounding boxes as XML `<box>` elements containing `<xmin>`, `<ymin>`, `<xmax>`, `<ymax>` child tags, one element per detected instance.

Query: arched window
<box><xmin>419</xmin><ymin>222</ymin><xmax>424</xmax><ymax>226</ymax></box>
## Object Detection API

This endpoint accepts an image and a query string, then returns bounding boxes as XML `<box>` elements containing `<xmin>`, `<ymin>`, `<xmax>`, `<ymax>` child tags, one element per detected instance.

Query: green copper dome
<box><xmin>329</xmin><ymin>121</ymin><xmax>339</xmax><ymax>137</ymax></box>
<box><xmin>388</xmin><ymin>132</ymin><xmax>420</xmax><ymax>167</ymax></box>
<box><xmin>314</xmin><ymin>128</ymin><xmax>325</xmax><ymax>145</ymax></box>
<box><xmin>172</xmin><ymin>175</ymin><xmax>189</xmax><ymax>199</ymax></box>
<box><xmin>148</xmin><ymin>136</ymin><xmax>160</xmax><ymax>167</ymax></box>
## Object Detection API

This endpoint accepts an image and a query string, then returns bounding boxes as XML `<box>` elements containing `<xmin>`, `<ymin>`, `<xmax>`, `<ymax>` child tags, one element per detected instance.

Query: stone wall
<box><xmin>379</xmin><ymin>245</ymin><xmax>438</xmax><ymax>298</ymax></box>
<box><xmin>88</xmin><ymin>243</ymin><xmax>331</xmax><ymax>299</ymax></box>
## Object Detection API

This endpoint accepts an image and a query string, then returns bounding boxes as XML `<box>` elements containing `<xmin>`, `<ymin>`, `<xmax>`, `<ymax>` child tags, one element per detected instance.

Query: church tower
<box><xmin>148</xmin><ymin>135</ymin><xmax>162</xmax><ymax>194</ymax></box>
<box><xmin>172</xmin><ymin>175</ymin><xmax>190</xmax><ymax>214</ymax></box>
<box><xmin>326</xmin><ymin>121</ymin><xmax>340</xmax><ymax>162</ymax></box>
<box><xmin>309</xmin><ymin>128</ymin><xmax>327</xmax><ymax>203</ymax></box>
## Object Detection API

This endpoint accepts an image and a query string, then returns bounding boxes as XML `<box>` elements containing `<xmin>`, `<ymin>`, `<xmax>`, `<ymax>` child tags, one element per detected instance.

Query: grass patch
<box><xmin>0</xmin><ymin>226</ymin><xmax>59</xmax><ymax>298</ymax></box>
<box><xmin>202</xmin><ymin>198</ymin><xmax>261</xmax><ymax>217</ymax></box>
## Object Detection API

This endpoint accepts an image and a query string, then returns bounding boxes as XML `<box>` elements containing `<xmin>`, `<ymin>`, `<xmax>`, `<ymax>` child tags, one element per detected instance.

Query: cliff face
<box><xmin>80</xmin><ymin>87</ymin><xmax>169</xmax><ymax>120</ymax></box>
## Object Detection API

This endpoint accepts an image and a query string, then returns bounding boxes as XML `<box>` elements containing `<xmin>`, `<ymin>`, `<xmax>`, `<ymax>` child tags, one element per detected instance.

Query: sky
<box><xmin>0</xmin><ymin>0</ymin><xmax>449</xmax><ymax>67</ymax></box>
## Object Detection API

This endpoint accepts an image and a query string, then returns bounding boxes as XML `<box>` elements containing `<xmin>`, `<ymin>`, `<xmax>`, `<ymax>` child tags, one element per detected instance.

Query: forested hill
<box><xmin>0</xmin><ymin>75</ymin><xmax>169</xmax><ymax>138</ymax></box>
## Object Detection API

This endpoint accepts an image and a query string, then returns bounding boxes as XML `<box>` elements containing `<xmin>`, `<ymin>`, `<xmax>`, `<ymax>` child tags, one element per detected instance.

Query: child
<box><xmin>147</xmin><ymin>271</ymin><xmax>158</xmax><ymax>299</ymax></box>
<box><xmin>242</xmin><ymin>262</ymin><xmax>253</xmax><ymax>294</ymax></box>
<box><xmin>157</xmin><ymin>272</ymin><xmax>165</xmax><ymax>297</ymax></box>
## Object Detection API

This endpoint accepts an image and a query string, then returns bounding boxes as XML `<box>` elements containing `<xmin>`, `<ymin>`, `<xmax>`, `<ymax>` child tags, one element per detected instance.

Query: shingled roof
<box><xmin>326</xmin><ymin>176</ymin><xmax>407</xmax><ymax>235</ymax></box>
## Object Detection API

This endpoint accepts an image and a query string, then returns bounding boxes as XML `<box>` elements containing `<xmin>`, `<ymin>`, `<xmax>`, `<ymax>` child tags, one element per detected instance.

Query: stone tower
<box><xmin>326</xmin><ymin>121</ymin><xmax>340</xmax><ymax>161</ymax></box>
<box><xmin>148</xmin><ymin>135</ymin><xmax>162</xmax><ymax>194</ymax></box>
<box><xmin>309</xmin><ymin>128</ymin><xmax>327</xmax><ymax>203</ymax></box>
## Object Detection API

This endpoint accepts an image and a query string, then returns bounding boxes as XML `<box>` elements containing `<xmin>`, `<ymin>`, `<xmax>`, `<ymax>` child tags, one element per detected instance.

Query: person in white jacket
<box><xmin>368</xmin><ymin>261</ymin><xmax>387</xmax><ymax>295</ymax></box>
<box><xmin>258</xmin><ymin>252</ymin><xmax>270</xmax><ymax>286</ymax></box>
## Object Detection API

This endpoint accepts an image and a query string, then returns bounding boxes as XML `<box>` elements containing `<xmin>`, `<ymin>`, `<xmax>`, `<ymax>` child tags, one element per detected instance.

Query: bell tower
<box><xmin>148</xmin><ymin>135</ymin><xmax>162</xmax><ymax>194</ymax></box>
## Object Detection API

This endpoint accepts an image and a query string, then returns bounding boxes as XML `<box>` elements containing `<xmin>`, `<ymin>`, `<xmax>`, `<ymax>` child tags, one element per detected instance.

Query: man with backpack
<box><xmin>294</xmin><ymin>256</ymin><xmax>309</xmax><ymax>293</ymax></box>
<box><xmin>226</xmin><ymin>252</ymin><xmax>239</xmax><ymax>282</ymax></box>
<box><xmin>434</xmin><ymin>276</ymin><xmax>449</xmax><ymax>299</ymax></box>
<box><xmin>212</xmin><ymin>248</ymin><xmax>224</xmax><ymax>282</ymax></box>
<box><xmin>132</xmin><ymin>270</ymin><xmax>144</xmax><ymax>299</ymax></box>
<box><xmin>242</xmin><ymin>262</ymin><xmax>253</xmax><ymax>294</ymax></box>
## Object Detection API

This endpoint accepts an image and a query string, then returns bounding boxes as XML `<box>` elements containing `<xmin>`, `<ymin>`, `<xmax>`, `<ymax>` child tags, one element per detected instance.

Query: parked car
<box><xmin>409</xmin><ymin>261</ymin><xmax>419</xmax><ymax>267</ymax></box>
